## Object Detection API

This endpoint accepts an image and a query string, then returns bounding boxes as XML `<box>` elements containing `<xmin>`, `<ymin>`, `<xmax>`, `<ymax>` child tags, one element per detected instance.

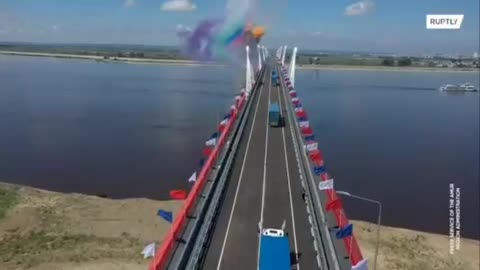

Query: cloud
<box><xmin>161</xmin><ymin>0</ymin><xmax>196</xmax><ymax>12</ymax></box>
<box><xmin>344</xmin><ymin>0</ymin><xmax>374</xmax><ymax>16</ymax></box>
<box><xmin>124</xmin><ymin>0</ymin><xmax>136</xmax><ymax>8</ymax></box>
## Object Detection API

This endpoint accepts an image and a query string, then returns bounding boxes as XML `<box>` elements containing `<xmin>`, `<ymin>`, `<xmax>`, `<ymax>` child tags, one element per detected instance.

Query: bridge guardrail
<box><xmin>278</xmin><ymin>65</ymin><xmax>364</xmax><ymax>267</ymax></box>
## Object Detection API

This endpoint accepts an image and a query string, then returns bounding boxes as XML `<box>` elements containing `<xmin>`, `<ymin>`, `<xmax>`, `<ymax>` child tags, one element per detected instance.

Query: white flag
<box><xmin>220</xmin><ymin>118</ymin><xmax>229</xmax><ymax>126</ymax></box>
<box><xmin>188</xmin><ymin>171</ymin><xmax>197</xmax><ymax>183</ymax></box>
<box><xmin>352</xmin><ymin>259</ymin><xmax>368</xmax><ymax>270</ymax></box>
<box><xmin>318</xmin><ymin>179</ymin><xmax>334</xmax><ymax>190</ymax></box>
<box><xmin>289</xmin><ymin>90</ymin><xmax>296</xmax><ymax>94</ymax></box>
<box><xmin>234</xmin><ymin>95</ymin><xmax>241</xmax><ymax>101</ymax></box>
<box><xmin>292</xmin><ymin>97</ymin><xmax>299</xmax><ymax>102</ymax></box>
<box><xmin>230</xmin><ymin>104</ymin><xmax>237</xmax><ymax>111</ymax></box>
<box><xmin>305</xmin><ymin>142</ymin><xmax>318</xmax><ymax>152</ymax></box>
<box><xmin>141</xmin><ymin>243</ymin><xmax>156</xmax><ymax>259</ymax></box>
<box><xmin>299</xmin><ymin>121</ymin><xmax>309</xmax><ymax>128</ymax></box>
<box><xmin>205</xmin><ymin>138</ymin><xmax>216</xmax><ymax>146</ymax></box>
<box><xmin>295</xmin><ymin>107</ymin><xmax>303</xmax><ymax>112</ymax></box>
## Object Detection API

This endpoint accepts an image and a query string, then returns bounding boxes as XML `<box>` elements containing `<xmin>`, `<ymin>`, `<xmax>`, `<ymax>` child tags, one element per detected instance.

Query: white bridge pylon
<box><xmin>277</xmin><ymin>45</ymin><xmax>298</xmax><ymax>88</ymax></box>
<box><xmin>245</xmin><ymin>46</ymin><xmax>254</xmax><ymax>98</ymax></box>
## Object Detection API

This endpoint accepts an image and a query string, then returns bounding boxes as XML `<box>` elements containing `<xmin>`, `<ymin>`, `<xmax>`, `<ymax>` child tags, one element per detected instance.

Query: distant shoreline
<box><xmin>297</xmin><ymin>64</ymin><xmax>480</xmax><ymax>73</ymax></box>
<box><xmin>0</xmin><ymin>50</ymin><xmax>223</xmax><ymax>67</ymax></box>
<box><xmin>1</xmin><ymin>50</ymin><xmax>479</xmax><ymax>73</ymax></box>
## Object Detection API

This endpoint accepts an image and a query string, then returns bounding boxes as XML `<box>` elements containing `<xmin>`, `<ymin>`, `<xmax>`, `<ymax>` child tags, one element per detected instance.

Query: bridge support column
<box><xmin>288</xmin><ymin>47</ymin><xmax>297</xmax><ymax>87</ymax></box>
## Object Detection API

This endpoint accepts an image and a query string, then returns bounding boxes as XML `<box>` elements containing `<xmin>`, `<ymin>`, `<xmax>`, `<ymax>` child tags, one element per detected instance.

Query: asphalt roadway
<box><xmin>202</xmin><ymin>63</ymin><xmax>319</xmax><ymax>270</ymax></box>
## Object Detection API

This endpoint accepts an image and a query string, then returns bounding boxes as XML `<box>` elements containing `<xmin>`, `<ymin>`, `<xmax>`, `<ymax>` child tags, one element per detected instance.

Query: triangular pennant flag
<box><xmin>220</xmin><ymin>118</ymin><xmax>229</xmax><ymax>126</ymax></box>
<box><xmin>203</xmin><ymin>147</ymin><xmax>213</xmax><ymax>157</ymax></box>
<box><xmin>352</xmin><ymin>259</ymin><xmax>368</xmax><ymax>270</ymax></box>
<box><xmin>319</xmin><ymin>179</ymin><xmax>334</xmax><ymax>190</ymax></box>
<box><xmin>205</xmin><ymin>137</ymin><xmax>217</xmax><ymax>147</ymax></box>
<box><xmin>188</xmin><ymin>171</ymin><xmax>197</xmax><ymax>183</ymax></box>
<box><xmin>141</xmin><ymin>243</ymin><xmax>156</xmax><ymax>259</ymax></box>
<box><xmin>305</xmin><ymin>141</ymin><xmax>318</xmax><ymax>152</ymax></box>
<box><xmin>169</xmin><ymin>190</ymin><xmax>187</xmax><ymax>200</ymax></box>
<box><xmin>157</xmin><ymin>209</ymin><xmax>173</xmax><ymax>223</ymax></box>
<box><xmin>313</xmin><ymin>165</ymin><xmax>326</xmax><ymax>175</ymax></box>
<box><xmin>299</xmin><ymin>121</ymin><xmax>309</xmax><ymax>128</ymax></box>
<box><xmin>326</xmin><ymin>198</ymin><xmax>343</xmax><ymax>211</ymax></box>
<box><xmin>336</xmin><ymin>223</ymin><xmax>353</xmax><ymax>239</ymax></box>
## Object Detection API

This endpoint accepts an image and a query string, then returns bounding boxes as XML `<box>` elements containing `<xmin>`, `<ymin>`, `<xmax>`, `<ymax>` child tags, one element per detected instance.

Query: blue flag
<box><xmin>223</xmin><ymin>113</ymin><xmax>231</xmax><ymax>120</ymax></box>
<box><xmin>336</xmin><ymin>224</ymin><xmax>353</xmax><ymax>239</ymax></box>
<box><xmin>157</xmin><ymin>209</ymin><xmax>173</xmax><ymax>223</ymax></box>
<box><xmin>305</xmin><ymin>135</ymin><xmax>315</xmax><ymax>141</ymax></box>
<box><xmin>210</xmin><ymin>132</ymin><xmax>218</xmax><ymax>139</ymax></box>
<box><xmin>298</xmin><ymin>117</ymin><xmax>308</xmax><ymax>122</ymax></box>
<box><xmin>313</xmin><ymin>166</ymin><xmax>326</xmax><ymax>175</ymax></box>
<box><xmin>198</xmin><ymin>158</ymin><xmax>205</xmax><ymax>168</ymax></box>
<box><xmin>295</xmin><ymin>103</ymin><xmax>302</xmax><ymax>108</ymax></box>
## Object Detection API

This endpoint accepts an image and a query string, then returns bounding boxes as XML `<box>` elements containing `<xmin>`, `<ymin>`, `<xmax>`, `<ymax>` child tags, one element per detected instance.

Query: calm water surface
<box><xmin>0</xmin><ymin>55</ymin><xmax>478</xmax><ymax>239</ymax></box>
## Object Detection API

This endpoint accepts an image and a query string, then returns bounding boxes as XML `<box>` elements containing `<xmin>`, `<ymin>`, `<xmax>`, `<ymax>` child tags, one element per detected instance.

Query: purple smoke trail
<box><xmin>184</xmin><ymin>19</ymin><xmax>223</xmax><ymax>61</ymax></box>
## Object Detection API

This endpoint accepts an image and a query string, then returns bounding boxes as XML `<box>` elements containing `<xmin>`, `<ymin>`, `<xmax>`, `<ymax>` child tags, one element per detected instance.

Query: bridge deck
<box><xmin>202</xmin><ymin>64</ymin><xmax>319</xmax><ymax>270</ymax></box>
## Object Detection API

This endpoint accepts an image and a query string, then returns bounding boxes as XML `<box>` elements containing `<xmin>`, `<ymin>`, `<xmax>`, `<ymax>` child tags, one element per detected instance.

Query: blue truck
<box><xmin>271</xmin><ymin>70</ymin><xmax>280</xmax><ymax>86</ymax></box>
<box><xmin>268</xmin><ymin>103</ymin><xmax>282</xmax><ymax>127</ymax></box>
<box><xmin>259</xmin><ymin>228</ymin><xmax>291</xmax><ymax>270</ymax></box>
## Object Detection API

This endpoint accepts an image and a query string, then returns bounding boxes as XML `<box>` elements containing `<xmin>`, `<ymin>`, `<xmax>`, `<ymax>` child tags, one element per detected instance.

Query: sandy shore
<box><xmin>0</xmin><ymin>182</ymin><xmax>478</xmax><ymax>270</ymax></box>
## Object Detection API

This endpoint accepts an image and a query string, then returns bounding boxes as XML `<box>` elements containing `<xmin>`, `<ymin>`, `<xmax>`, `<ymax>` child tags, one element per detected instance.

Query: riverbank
<box><xmin>0</xmin><ymin>182</ymin><xmax>478</xmax><ymax>269</ymax></box>
<box><xmin>0</xmin><ymin>50</ymin><xmax>221</xmax><ymax>67</ymax></box>
<box><xmin>297</xmin><ymin>64</ymin><xmax>479</xmax><ymax>73</ymax></box>
<box><xmin>0</xmin><ymin>182</ymin><xmax>182</xmax><ymax>270</ymax></box>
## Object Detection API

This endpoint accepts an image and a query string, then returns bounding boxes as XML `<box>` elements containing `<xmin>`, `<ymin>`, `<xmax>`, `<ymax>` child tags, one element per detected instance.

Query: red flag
<box><xmin>203</xmin><ymin>147</ymin><xmax>213</xmax><ymax>157</ymax></box>
<box><xmin>290</xmin><ymin>92</ymin><xmax>297</xmax><ymax>98</ymax></box>
<box><xmin>326</xmin><ymin>198</ymin><xmax>343</xmax><ymax>211</ymax></box>
<box><xmin>218</xmin><ymin>124</ymin><xmax>226</xmax><ymax>133</ymax></box>
<box><xmin>170</xmin><ymin>190</ymin><xmax>187</xmax><ymax>200</ymax></box>
<box><xmin>309</xmin><ymin>150</ymin><xmax>324</xmax><ymax>164</ymax></box>
<box><xmin>301</xmin><ymin>126</ymin><xmax>313</xmax><ymax>136</ymax></box>
<box><xmin>296</xmin><ymin>110</ymin><xmax>307</xmax><ymax>119</ymax></box>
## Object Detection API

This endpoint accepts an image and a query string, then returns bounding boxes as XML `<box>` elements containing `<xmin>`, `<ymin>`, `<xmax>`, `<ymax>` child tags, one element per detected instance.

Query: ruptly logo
<box><xmin>426</xmin><ymin>15</ymin><xmax>464</xmax><ymax>29</ymax></box>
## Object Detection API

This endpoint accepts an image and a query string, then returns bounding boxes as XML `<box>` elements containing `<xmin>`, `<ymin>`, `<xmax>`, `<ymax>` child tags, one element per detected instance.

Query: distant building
<box><xmin>474</xmin><ymin>52</ymin><xmax>479</xmax><ymax>59</ymax></box>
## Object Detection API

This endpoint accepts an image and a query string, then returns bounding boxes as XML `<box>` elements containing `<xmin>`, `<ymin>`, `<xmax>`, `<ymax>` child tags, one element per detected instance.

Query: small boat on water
<box><xmin>439</xmin><ymin>83</ymin><xmax>478</xmax><ymax>92</ymax></box>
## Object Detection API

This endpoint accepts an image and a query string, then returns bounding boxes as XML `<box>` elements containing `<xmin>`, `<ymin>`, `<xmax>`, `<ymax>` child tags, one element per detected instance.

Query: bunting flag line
<box><xmin>335</xmin><ymin>223</ymin><xmax>353</xmax><ymax>239</ymax></box>
<box><xmin>326</xmin><ymin>198</ymin><xmax>343</xmax><ymax>211</ymax></box>
<box><xmin>319</xmin><ymin>179</ymin><xmax>334</xmax><ymax>190</ymax></box>
<box><xmin>169</xmin><ymin>190</ymin><xmax>187</xmax><ymax>200</ymax></box>
<box><xmin>157</xmin><ymin>209</ymin><xmax>173</xmax><ymax>223</ymax></box>
<box><xmin>188</xmin><ymin>171</ymin><xmax>197</xmax><ymax>183</ymax></box>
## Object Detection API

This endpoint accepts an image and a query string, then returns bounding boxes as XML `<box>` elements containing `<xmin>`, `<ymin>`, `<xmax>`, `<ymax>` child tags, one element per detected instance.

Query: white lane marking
<box><xmin>257</xmin><ymin>67</ymin><xmax>272</xmax><ymax>269</ymax></box>
<box><xmin>216</xmin><ymin>72</ymin><xmax>265</xmax><ymax>270</ymax></box>
<box><xmin>277</xmin><ymin>70</ymin><xmax>300</xmax><ymax>270</ymax></box>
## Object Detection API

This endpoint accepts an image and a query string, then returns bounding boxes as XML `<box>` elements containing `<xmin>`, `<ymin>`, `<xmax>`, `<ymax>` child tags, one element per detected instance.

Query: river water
<box><xmin>0</xmin><ymin>55</ymin><xmax>478</xmax><ymax>239</ymax></box>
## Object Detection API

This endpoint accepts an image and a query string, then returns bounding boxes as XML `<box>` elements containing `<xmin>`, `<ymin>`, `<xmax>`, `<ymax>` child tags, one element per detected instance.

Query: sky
<box><xmin>0</xmin><ymin>0</ymin><xmax>478</xmax><ymax>55</ymax></box>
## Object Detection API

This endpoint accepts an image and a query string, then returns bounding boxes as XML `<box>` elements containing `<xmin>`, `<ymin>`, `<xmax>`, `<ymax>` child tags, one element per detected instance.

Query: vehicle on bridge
<box><xmin>259</xmin><ymin>228</ymin><xmax>291</xmax><ymax>270</ymax></box>
<box><xmin>271</xmin><ymin>70</ymin><xmax>280</xmax><ymax>86</ymax></box>
<box><xmin>268</xmin><ymin>103</ymin><xmax>283</xmax><ymax>127</ymax></box>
